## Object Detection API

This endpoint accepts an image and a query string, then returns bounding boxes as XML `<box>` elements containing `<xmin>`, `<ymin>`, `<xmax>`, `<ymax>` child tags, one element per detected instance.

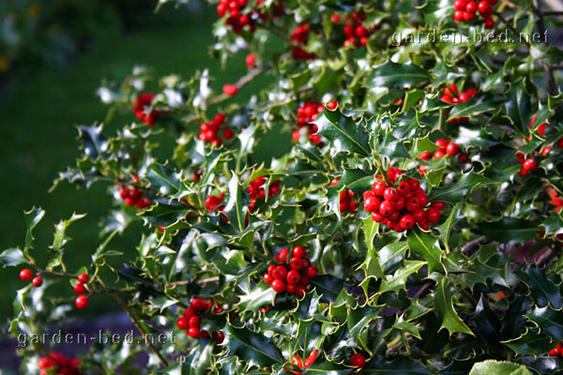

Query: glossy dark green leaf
<box><xmin>477</xmin><ymin>218</ymin><xmax>541</xmax><ymax>245</ymax></box>
<box><xmin>0</xmin><ymin>248</ymin><xmax>27</xmax><ymax>267</ymax></box>
<box><xmin>368</xmin><ymin>61</ymin><xmax>431</xmax><ymax>88</ymax></box>
<box><xmin>313</xmin><ymin>109</ymin><xmax>370</xmax><ymax>156</ymax></box>
<box><xmin>225</xmin><ymin>324</ymin><xmax>284</xmax><ymax>366</ymax></box>
<box><xmin>407</xmin><ymin>228</ymin><xmax>445</xmax><ymax>274</ymax></box>
<box><xmin>434</xmin><ymin>278</ymin><xmax>474</xmax><ymax>336</ymax></box>
<box><xmin>429</xmin><ymin>172</ymin><xmax>499</xmax><ymax>204</ymax></box>
<box><xmin>223</xmin><ymin>173</ymin><xmax>246</xmax><ymax>232</ymax></box>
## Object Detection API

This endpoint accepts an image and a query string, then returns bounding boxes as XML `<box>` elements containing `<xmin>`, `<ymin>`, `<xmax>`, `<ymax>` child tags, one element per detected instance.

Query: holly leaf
<box><xmin>429</xmin><ymin>171</ymin><xmax>498</xmax><ymax>204</ymax></box>
<box><xmin>368</xmin><ymin>61</ymin><xmax>431</xmax><ymax>88</ymax></box>
<box><xmin>516</xmin><ymin>264</ymin><xmax>562</xmax><ymax>309</ymax></box>
<box><xmin>225</xmin><ymin>324</ymin><xmax>284</xmax><ymax>367</ymax></box>
<box><xmin>505</xmin><ymin>82</ymin><xmax>532</xmax><ymax>134</ymax></box>
<box><xmin>223</xmin><ymin>173</ymin><xmax>246</xmax><ymax>232</ymax></box>
<box><xmin>434</xmin><ymin>278</ymin><xmax>474</xmax><ymax>336</ymax></box>
<box><xmin>24</xmin><ymin>207</ymin><xmax>45</xmax><ymax>253</ymax></box>
<box><xmin>526</xmin><ymin>306</ymin><xmax>563</xmax><ymax>339</ymax></box>
<box><xmin>313</xmin><ymin>109</ymin><xmax>370</xmax><ymax>156</ymax></box>
<box><xmin>477</xmin><ymin>218</ymin><xmax>541</xmax><ymax>245</ymax></box>
<box><xmin>0</xmin><ymin>248</ymin><xmax>27</xmax><ymax>267</ymax></box>
<box><xmin>407</xmin><ymin>228</ymin><xmax>445</xmax><ymax>274</ymax></box>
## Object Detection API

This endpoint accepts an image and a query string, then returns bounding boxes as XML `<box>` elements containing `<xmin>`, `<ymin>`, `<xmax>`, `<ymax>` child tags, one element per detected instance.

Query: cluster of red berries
<box><xmin>453</xmin><ymin>0</ymin><xmax>497</xmax><ymax>28</ymax></box>
<box><xmin>248</xmin><ymin>176</ymin><xmax>281</xmax><ymax>212</ymax></box>
<box><xmin>39</xmin><ymin>353</ymin><xmax>81</xmax><ymax>375</ymax></box>
<box><xmin>205</xmin><ymin>193</ymin><xmax>225</xmax><ymax>212</ymax></box>
<box><xmin>440</xmin><ymin>84</ymin><xmax>478</xmax><ymax>123</ymax></box>
<box><xmin>330</xmin><ymin>179</ymin><xmax>359</xmax><ymax>214</ymax></box>
<box><xmin>217</xmin><ymin>0</ymin><xmax>255</xmax><ymax>34</ymax></box>
<box><xmin>515</xmin><ymin>153</ymin><xmax>538</xmax><ymax>177</ymax></box>
<box><xmin>331</xmin><ymin>12</ymin><xmax>373</xmax><ymax>48</ymax></box>
<box><xmin>417</xmin><ymin>138</ymin><xmax>468</xmax><ymax>175</ymax></box>
<box><xmin>527</xmin><ymin>115</ymin><xmax>563</xmax><ymax>157</ymax></box>
<box><xmin>176</xmin><ymin>298</ymin><xmax>224</xmax><ymax>343</ymax></box>
<box><xmin>133</xmin><ymin>92</ymin><xmax>161</xmax><ymax>127</ymax></box>
<box><xmin>292</xmin><ymin>100</ymin><xmax>337</xmax><ymax>144</ymax></box>
<box><xmin>118</xmin><ymin>180</ymin><xmax>151</xmax><ymax>209</ymax></box>
<box><xmin>363</xmin><ymin>168</ymin><xmax>445</xmax><ymax>231</ymax></box>
<box><xmin>19</xmin><ymin>268</ymin><xmax>43</xmax><ymax>288</ymax></box>
<box><xmin>263</xmin><ymin>246</ymin><xmax>318</xmax><ymax>296</ymax></box>
<box><xmin>74</xmin><ymin>273</ymin><xmax>90</xmax><ymax>309</ymax></box>
<box><xmin>19</xmin><ymin>269</ymin><xmax>90</xmax><ymax>309</ymax></box>
<box><xmin>198</xmin><ymin>113</ymin><xmax>234</xmax><ymax>146</ymax></box>
<box><xmin>549</xmin><ymin>342</ymin><xmax>563</xmax><ymax>357</ymax></box>
<box><xmin>290</xmin><ymin>24</ymin><xmax>315</xmax><ymax>60</ymax></box>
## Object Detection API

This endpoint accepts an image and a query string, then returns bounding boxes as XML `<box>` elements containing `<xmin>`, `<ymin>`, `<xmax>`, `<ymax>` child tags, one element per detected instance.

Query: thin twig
<box><xmin>112</xmin><ymin>293</ymin><xmax>169</xmax><ymax>368</ymax></box>
<box><xmin>169</xmin><ymin>276</ymin><xmax>220</xmax><ymax>287</ymax></box>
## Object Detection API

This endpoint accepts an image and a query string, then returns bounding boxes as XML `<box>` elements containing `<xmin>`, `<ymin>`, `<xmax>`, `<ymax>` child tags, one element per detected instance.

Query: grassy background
<box><xmin>0</xmin><ymin>3</ymin><xmax>282</xmax><ymax>322</ymax></box>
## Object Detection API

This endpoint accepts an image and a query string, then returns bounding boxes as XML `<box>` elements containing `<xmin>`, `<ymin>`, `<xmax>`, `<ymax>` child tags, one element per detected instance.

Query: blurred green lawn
<box><xmin>0</xmin><ymin>4</ymin><xmax>284</xmax><ymax>322</ymax></box>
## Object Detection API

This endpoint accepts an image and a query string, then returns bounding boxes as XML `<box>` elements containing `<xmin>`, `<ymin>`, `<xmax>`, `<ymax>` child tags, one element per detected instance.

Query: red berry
<box><xmin>457</xmin><ymin>153</ymin><xmax>470</xmax><ymax>163</ymax></box>
<box><xmin>306</xmin><ymin>266</ymin><xmax>318</xmax><ymax>278</ymax></box>
<box><xmin>245</xmin><ymin>54</ymin><xmax>256</xmax><ymax>69</ymax></box>
<box><xmin>292</xmin><ymin>246</ymin><xmax>306</xmax><ymax>258</ymax></box>
<box><xmin>435</xmin><ymin>139</ymin><xmax>448</xmax><ymax>148</ymax></box>
<box><xmin>350</xmin><ymin>353</ymin><xmax>366</xmax><ymax>368</ymax></box>
<box><xmin>426</xmin><ymin>208</ymin><xmax>441</xmax><ymax>223</ymax></box>
<box><xmin>465</xmin><ymin>1</ymin><xmax>477</xmax><ymax>13</ymax></box>
<box><xmin>223</xmin><ymin>128</ymin><xmax>234</xmax><ymax>139</ymax></box>
<box><xmin>383</xmin><ymin>187</ymin><xmax>398</xmax><ymax>202</ymax></box>
<box><xmin>434</xmin><ymin>149</ymin><xmax>446</xmax><ymax>159</ymax></box>
<box><xmin>445</xmin><ymin>142</ymin><xmax>460</xmax><ymax>156</ymax></box>
<box><xmin>73</xmin><ymin>283</ymin><xmax>86</xmax><ymax>295</ymax></box>
<box><xmin>418</xmin><ymin>151</ymin><xmax>432</xmax><ymax>160</ymax></box>
<box><xmin>557</xmin><ymin>138</ymin><xmax>563</xmax><ymax>148</ymax></box>
<box><xmin>454</xmin><ymin>10</ymin><xmax>464</xmax><ymax>21</ymax></box>
<box><xmin>431</xmin><ymin>202</ymin><xmax>446</xmax><ymax>210</ymax></box>
<box><xmin>550</xmin><ymin>349</ymin><xmax>559</xmax><ymax>356</ymax></box>
<box><xmin>32</xmin><ymin>276</ymin><xmax>43</xmax><ymax>287</ymax></box>
<box><xmin>327</xmin><ymin>100</ymin><xmax>337</xmax><ymax>110</ymax></box>
<box><xmin>405</xmin><ymin>198</ymin><xmax>420</xmax><ymax>212</ymax></box>
<box><xmin>418</xmin><ymin>166</ymin><xmax>427</xmax><ymax>175</ymax></box>
<box><xmin>286</xmin><ymin>270</ymin><xmax>301</xmax><ymax>285</ymax></box>
<box><xmin>372</xmin><ymin>181</ymin><xmax>387</xmax><ymax>196</ymax></box>
<box><xmin>463</xmin><ymin>11</ymin><xmax>475</xmax><ymax>20</ymax></box>
<box><xmin>331</xmin><ymin>14</ymin><xmax>341</xmax><ymax>23</ymax></box>
<box><xmin>271</xmin><ymin>279</ymin><xmax>286</xmax><ymax>293</ymax></box>
<box><xmin>263</xmin><ymin>273</ymin><xmax>273</xmax><ymax>284</ymax></box>
<box><xmin>379</xmin><ymin>201</ymin><xmax>395</xmax><ymax>217</ymax></box>
<box><xmin>478</xmin><ymin>1</ymin><xmax>491</xmax><ymax>14</ymax></box>
<box><xmin>77</xmin><ymin>273</ymin><xmax>90</xmax><ymax>284</ymax></box>
<box><xmin>523</xmin><ymin>158</ymin><xmax>537</xmax><ymax>171</ymax></box>
<box><xmin>400</xmin><ymin>214</ymin><xmax>416</xmax><ymax>230</ymax></box>
<box><xmin>188</xmin><ymin>316</ymin><xmax>201</xmax><ymax>328</ymax></box>
<box><xmin>177</xmin><ymin>317</ymin><xmax>189</xmax><ymax>330</ymax></box>
<box><xmin>454</xmin><ymin>0</ymin><xmax>468</xmax><ymax>10</ymax></box>
<box><xmin>75</xmin><ymin>295</ymin><xmax>89</xmax><ymax>309</ymax></box>
<box><xmin>290</xmin><ymin>257</ymin><xmax>304</xmax><ymax>270</ymax></box>
<box><xmin>19</xmin><ymin>269</ymin><xmax>33</xmax><ymax>281</ymax></box>
<box><xmin>223</xmin><ymin>84</ymin><xmax>238</xmax><ymax>96</ymax></box>
<box><xmin>273</xmin><ymin>265</ymin><xmax>288</xmax><ymax>280</ymax></box>
<box><xmin>277</xmin><ymin>248</ymin><xmax>289</xmax><ymax>263</ymax></box>
<box><xmin>295</xmin><ymin>286</ymin><xmax>307</xmax><ymax>297</ymax></box>
<box><xmin>363</xmin><ymin>196</ymin><xmax>380</xmax><ymax>213</ymax></box>
<box><xmin>188</xmin><ymin>327</ymin><xmax>201</xmax><ymax>338</ymax></box>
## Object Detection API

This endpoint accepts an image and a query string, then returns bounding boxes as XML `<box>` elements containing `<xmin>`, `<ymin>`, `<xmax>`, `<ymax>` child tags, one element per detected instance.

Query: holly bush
<box><xmin>3</xmin><ymin>0</ymin><xmax>563</xmax><ymax>374</ymax></box>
